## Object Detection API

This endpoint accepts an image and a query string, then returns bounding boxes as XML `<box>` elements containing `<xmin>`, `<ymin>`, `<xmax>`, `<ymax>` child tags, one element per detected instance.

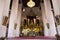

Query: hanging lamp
<box><xmin>27</xmin><ymin>0</ymin><xmax>35</xmax><ymax>8</ymax></box>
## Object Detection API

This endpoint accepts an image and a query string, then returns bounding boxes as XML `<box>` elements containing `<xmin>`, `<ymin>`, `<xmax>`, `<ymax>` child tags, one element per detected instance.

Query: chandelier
<box><xmin>27</xmin><ymin>0</ymin><xmax>35</xmax><ymax>8</ymax></box>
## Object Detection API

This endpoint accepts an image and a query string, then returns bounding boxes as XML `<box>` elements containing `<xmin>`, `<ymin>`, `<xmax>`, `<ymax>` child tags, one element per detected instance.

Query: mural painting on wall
<box><xmin>14</xmin><ymin>23</ymin><xmax>17</xmax><ymax>29</ymax></box>
<box><xmin>55</xmin><ymin>15</ymin><xmax>60</xmax><ymax>25</ymax></box>
<box><xmin>2</xmin><ymin>16</ymin><xmax>8</xmax><ymax>26</ymax></box>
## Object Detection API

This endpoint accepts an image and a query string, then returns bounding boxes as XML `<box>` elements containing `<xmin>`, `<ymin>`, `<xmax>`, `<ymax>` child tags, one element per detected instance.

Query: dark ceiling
<box><xmin>22</xmin><ymin>0</ymin><xmax>40</xmax><ymax>7</ymax></box>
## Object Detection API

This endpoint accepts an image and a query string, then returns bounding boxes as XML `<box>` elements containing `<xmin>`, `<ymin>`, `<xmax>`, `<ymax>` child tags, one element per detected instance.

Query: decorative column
<box><xmin>41</xmin><ymin>3</ymin><xmax>49</xmax><ymax>36</ymax></box>
<box><xmin>8</xmin><ymin>0</ymin><xmax>18</xmax><ymax>37</ymax></box>
<box><xmin>15</xmin><ymin>4</ymin><xmax>22</xmax><ymax>37</ymax></box>
<box><xmin>52</xmin><ymin>0</ymin><xmax>60</xmax><ymax>36</ymax></box>
<box><xmin>0</xmin><ymin>0</ymin><xmax>10</xmax><ymax>37</ymax></box>
<box><xmin>44</xmin><ymin>0</ymin><xmax>57</xmax><ymax>36</ymax></box>
<box><xmin>0</xmin><ymin>0</ymin><xmax>4</xmax><ymax>38</ymax></box>
<box><xmin>0</xmin><ymin>0</ymin><xmax>4</xmax><ymax>25</ymax></box>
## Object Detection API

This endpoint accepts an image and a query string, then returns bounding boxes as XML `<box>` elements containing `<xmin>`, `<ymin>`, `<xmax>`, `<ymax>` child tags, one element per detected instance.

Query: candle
<box><xmin>34</xmin><ymin>18</ymin><xmax>36</xmax><ymax>24</ymax></box>
<box><xmin>28</xmin><ymin>19</ymin><xmax>29</xmax><ymax>25</ymax></box>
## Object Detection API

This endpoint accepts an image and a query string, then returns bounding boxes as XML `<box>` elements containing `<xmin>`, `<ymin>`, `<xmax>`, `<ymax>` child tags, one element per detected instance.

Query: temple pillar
<box><xmin>15</xmin><ymin>4</ymin><xmax>22</xmax><ymax>37</ymax></box>
<box><xmin>0</xmin><ymin>0</ymin><xmax>10</xmax><ymax>37</ymax></box>
<box><xmin>52</xmin><ymin>0</ymin><xmax>60</xmax><ymax>36</ymax></box>
<box><xmin>8</xmin><ymin>0</ymin><xmax>18</xmax><ymax>37</ymax></box>
<box><xmin>44</xmin><ymin>0</ymin><xmax>57</xmax><ymax>36</ymax></box>
<box><xmin>41</xmin><ymin>3</ymin><xmax>49</xmax><ymax>36</ymax></box>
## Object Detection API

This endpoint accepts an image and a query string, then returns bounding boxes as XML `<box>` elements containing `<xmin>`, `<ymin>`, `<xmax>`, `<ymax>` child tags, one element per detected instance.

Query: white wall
<box><xmin>3</xmin><ymin>0</ymin><xmax>10</xmax><ymax>17</ymax></box>
<box><xmin>52</xmin><ymin>0</ymin><xmax>60</xmax><ymax>16</ymax></box>
<box><xmin>0</xmin><ymin>0</ymin><xmax>4</xmax><ymax>25</ymax></box>
<box><xmin>57</xmin><ymin>0</ymin><xmax>60</xmax><ymax>12</ymax></box>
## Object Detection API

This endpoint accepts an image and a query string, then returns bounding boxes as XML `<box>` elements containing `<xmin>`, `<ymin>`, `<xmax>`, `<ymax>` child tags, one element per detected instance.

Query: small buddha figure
<box><xmin>30</xmin><ymin>20</ymin><xmax>34</xmax><ymax>25</ymax></box>
<box><xmin>24</xmin><ymin>18</ymin><xmax>27</xmax><ymax>26</ymax></box>
<box><xmin>21</xmin><ymin>18</ymin><xmax>32</xmax><ymax>36</ymax></box>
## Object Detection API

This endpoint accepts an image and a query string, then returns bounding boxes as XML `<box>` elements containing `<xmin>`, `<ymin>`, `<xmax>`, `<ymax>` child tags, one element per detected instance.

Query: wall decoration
<box><xmin>55</xmin><ymin>15</ymin><xmax>60</xmax><ymax>25</ymax></box>
<box><xmin>14</xmin><ymin>23</ymin><xmax>17</xmax><ymax>29</ymax></box>
<box><xmin>2</xmin><ymin>16</ymin><xmax>8</xmax><ymax>26</ymax></box>
<box><xmin>47</xmin><ymin>23</ymin><xmax>49</xmax><ymax>29</ymax></box>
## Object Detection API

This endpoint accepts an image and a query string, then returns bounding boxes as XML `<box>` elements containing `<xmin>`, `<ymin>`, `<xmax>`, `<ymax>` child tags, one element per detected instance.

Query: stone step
<box><xmin>7</xmin><ymin>36</ymin><xmax>56</xmax><ymax>40</ymax></box>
